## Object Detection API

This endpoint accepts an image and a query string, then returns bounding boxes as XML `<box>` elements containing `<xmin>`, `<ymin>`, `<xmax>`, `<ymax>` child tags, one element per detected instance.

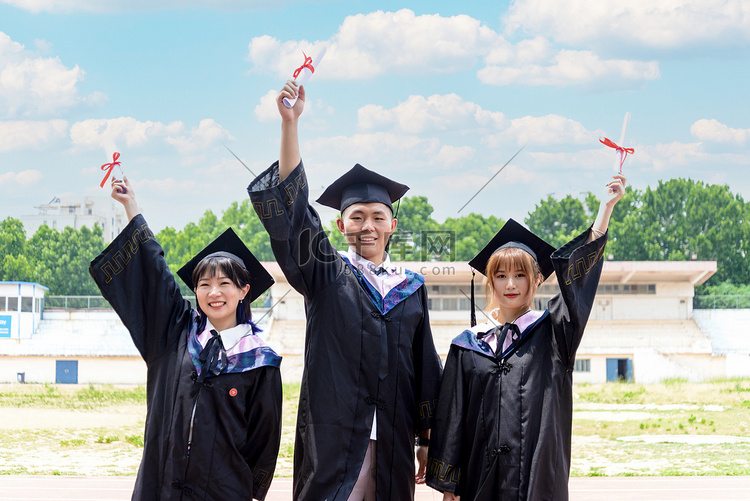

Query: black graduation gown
<box><xmin>248</xmin><ymin>161</ymin><xmax>443</xmax><ymax>501</ymax></box>
<box><xmin>89</xmin><ymin>215</ymin><xmax>282</xmax><ymax>501</ymax></box>
<box><xmin>426</xmin><ymin>230</ymin><xmax>607</xmax><ymax>501</ymax></box>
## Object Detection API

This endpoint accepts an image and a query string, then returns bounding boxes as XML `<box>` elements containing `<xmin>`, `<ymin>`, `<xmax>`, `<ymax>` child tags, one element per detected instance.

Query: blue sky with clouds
<box><xmin>1</xmin><ymin>0</ymin><xmax>748</xmax><ymax>233</ymax></box>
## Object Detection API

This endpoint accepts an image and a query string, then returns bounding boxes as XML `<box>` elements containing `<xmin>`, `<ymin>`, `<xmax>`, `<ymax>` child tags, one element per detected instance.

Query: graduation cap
<box><xmin>467</xmin><ymin>219</ymin><xmax>555</xmax><ymax>326</ymax></box>
<box><xmin>177</xmin><ymin>228</ymin><xmax>274</xmax><ymax>303</ymax></box>
<box><xmin>316</xmin><ymin>163</ymin><xmax>409</xmax><ymax>214</ymax></box>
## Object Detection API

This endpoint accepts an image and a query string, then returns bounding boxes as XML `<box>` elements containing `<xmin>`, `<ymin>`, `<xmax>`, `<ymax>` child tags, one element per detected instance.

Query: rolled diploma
<box><xmin>283</xmin><ymin>47</ymin><xmax>327</xmax><ymax>108</ymax></box>
<box><xmin>613</xmin><ymin>112</ymin><xmax>630</xmax><ymax>172</ymax></box>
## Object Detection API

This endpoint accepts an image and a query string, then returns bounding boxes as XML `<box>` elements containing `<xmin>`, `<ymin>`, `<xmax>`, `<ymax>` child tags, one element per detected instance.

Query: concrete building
<box><xmin>0</xmin><ymin>282</ymin><xmax>48</xmax><ymax>341</ymax></box>
<box><xmin>2</xmin><ymin>260</ymin><xmax>749</xmax><ymax>385</ymax></box>
<box><xmin>19</xmin><ymin>196</ymin><xmax>126</xmax><ymax>243</ymax></box>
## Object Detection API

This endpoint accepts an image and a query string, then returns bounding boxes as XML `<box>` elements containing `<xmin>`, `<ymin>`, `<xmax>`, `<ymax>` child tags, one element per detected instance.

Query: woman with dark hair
<box><xmin>90</xmin><ymin>176</ymin><xmax>282</xmax><ymax>501</ymax></box>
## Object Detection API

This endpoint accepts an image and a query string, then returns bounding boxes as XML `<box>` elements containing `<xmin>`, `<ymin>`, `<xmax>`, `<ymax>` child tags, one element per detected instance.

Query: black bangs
<box><xmin>192</xmin><ymin>255</ymin><xmax>251</xmax><ymax>291</ymax></box>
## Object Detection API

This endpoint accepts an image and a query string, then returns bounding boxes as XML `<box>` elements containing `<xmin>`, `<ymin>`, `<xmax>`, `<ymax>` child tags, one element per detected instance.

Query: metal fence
<box><xmin>45</xmin><ymin>291</ymin><xmax>272</xmax><ymax>311</ymax></box>
<box><xmin>693</xmin><ymin>295</ymin><xmax>750</xmax><ymax>309</ymax></box>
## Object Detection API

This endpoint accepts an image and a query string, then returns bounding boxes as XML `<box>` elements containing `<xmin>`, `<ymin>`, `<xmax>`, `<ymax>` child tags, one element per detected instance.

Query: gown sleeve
<box><xmin>247</xmin><ymin>160</ymin><xmax>338</xmax><ymax>298</ymax></box>
<box><xmin>88</xmin><ymin>214</ymin><xmax>192</xmax><ymax>363</ymax></box>
<box><xmin>412</xmin><ymin>285</ymin><xmax>443</xmax><ymax>432</ymax></box>
<box><xmin>425</xmin><ymin>343</ymin><xmax>466</xmax><ymax>495</ymax></box>
<box><xmin>242</xmin><ymin>366</ymin><xmax>283</xmax><ymax>501</ymax></box>
<box><xmin>548</xmin><ymin>228</ymin><xmax>608</xmax><ymax>366</ymax></box>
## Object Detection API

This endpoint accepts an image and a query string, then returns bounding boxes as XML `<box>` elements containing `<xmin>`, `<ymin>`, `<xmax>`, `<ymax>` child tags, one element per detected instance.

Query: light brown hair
<box><xmin>484</xmin><ymin>246</ymin><xmax>543</xmax><ymax>316</ymax></box>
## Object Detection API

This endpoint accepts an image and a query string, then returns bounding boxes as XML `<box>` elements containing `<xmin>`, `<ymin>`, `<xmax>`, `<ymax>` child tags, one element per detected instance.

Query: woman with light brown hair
<box><xmin>426</xmin><ymin>174</ymin><xmax>626</xmax><ymax>501</ymax></box>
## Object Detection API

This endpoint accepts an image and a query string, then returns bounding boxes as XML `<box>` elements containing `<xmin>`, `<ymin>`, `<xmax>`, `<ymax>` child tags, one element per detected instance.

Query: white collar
<box><xmin>342</xmin><ymin>248</ymin><xmax>394</xmax><ymax>275</ymax></box>
<box><xmin>205</xmin><ymin>320</ymin><xmax>254</xmax><ymax>351</ymax></box>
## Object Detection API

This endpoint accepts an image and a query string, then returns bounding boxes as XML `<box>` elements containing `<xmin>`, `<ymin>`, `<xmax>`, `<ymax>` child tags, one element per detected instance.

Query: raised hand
<box><xmin>604</xmin><ymin>174</ymin><xmax>627</xmax><ymax>208</ymax></box>
<box><xmin>276</xmin><ymin>79</ymin><xmax>305</xmax><ymax>122</ymax></box>
<box><xmin>111</xmin><ymin>176</ymin><xmax>140</xmax><ymax>222</ymax></box>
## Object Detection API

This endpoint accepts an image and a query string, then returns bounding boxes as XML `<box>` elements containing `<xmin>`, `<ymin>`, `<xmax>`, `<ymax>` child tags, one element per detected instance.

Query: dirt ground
<box><xmin>2</xmin><ymin>380</ymin><xmax>749</xmax><ymax>477</ymax></box>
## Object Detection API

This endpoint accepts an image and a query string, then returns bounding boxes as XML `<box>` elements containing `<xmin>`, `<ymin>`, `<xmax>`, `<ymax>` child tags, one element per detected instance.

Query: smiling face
<box><xmin>336</xmin><ymin>202</ymin><xmax>398</xmax><ymax>265</ymax></box>
<box><xmin>192</xmin><ymin>257</ymin><xmax>251</xmax><ymax>332</ymax></box>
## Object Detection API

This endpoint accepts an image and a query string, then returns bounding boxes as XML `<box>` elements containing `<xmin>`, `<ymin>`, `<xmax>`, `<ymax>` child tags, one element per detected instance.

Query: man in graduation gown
<box><xmin>427</xmin><ymin>176</ymin><xmax>625</xmax><ymax>500</ymax></box>
<box><xmin>248</xmin><ymin>81</ymin><xmax>442</xmax><ymax>500</ymax></box>
<box><xmin>90</xmin><ymin>177</ymin><xmax>282</xmax><ymax>500</ymax></box>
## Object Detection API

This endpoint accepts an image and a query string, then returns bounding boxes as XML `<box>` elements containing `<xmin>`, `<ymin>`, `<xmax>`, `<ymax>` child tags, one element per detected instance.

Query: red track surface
<box><xmin>1</xmin><ymin>476</ymin><xmax>749</xmax><ymax>500</ymax></box>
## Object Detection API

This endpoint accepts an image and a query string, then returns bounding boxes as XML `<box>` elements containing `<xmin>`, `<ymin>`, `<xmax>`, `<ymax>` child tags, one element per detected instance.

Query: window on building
<box><xmin>68</xmin><ymin>206</ymin><xmax>76</xmax><ymax>214</ymax></box>
<box><xmin>21</xmin><ymin>297</ymin><xmax>33</xmax><ymax>312</ymax></box>
<box><xmin>35</xmin><ymin>297</ymin><xmax>41</xmax><ymax>313</ymax></box>
<box><xmin>427</xmin><ymin>284</ymin><xmax>487</xmax><ymax>311</ymax></box>
<box><xmin>574</xmin><ymin>359</ymin><xmax>591</xmax><ymax>372</ymax></box>
<box><xmin>8</xmin><ymin>297</ymin><xmax>18</xmax><ymax>311</ymax></box>
<box><xmin>0</xmin><ymin>297</ymin><xmax>6</xmax><ymax>311</ymax></box>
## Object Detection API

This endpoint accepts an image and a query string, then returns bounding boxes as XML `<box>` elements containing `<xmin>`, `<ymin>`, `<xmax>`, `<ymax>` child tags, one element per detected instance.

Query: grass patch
<box><xmin>95</xmin><ymin>435</ymin><xmax>120</xmax><ymax>444</ymax></box>
<box><xmin>124</xmin><ymin>434</ymin><xmax>144</xmax><ymax>447</ymax></box>
<box><xmin>0</xmin><ymin>384</ymin><xmax>146</xmax><ymax>410</ymax></box>
<box><xmin>60</xmin><ymin>439</ymin><xmax>86</xmax><ymax>447</ymax></box>
<box><xmin>3</xmin><ymin>380</ymin><xmax>749</xmax><ymax>478</ymax></box>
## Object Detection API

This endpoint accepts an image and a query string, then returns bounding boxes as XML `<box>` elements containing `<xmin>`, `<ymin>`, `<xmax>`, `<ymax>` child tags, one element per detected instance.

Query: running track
<box><xmin>1</xmin><ymin>477</ymin><xmax>749</xmax><ymax>500</ymax></box>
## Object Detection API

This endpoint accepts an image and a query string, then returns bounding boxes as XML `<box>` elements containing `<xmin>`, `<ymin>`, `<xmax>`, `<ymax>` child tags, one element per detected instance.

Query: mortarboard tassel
<box><xmin>470</xmin><ymin>269</ymin><xmax>477</xmax><ymax>327</ymax></box>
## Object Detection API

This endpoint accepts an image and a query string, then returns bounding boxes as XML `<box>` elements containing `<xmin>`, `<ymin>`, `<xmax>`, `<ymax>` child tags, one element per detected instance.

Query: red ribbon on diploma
<box><xmin>100</xmin><ymin>152</ymin><xmax>121</xmax><ymax>188</ymax></box>
<box><xmin>600</xmin><ymin>137</ymin><xmax>634</xmax><ymax>173</ymax></box>
<box><xmin>292</xmin><ymin>52</ymin><xmax>315</xmax><ymax>79</ymax></box>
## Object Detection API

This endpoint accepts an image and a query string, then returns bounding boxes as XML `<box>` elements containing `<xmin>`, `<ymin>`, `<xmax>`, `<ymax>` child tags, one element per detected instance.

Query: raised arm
<box><xmin>277</xmin><ymin>80</ymin><xmax>305</xmax><ymax>182</ymax></box>
<box><xmin>90</xmin><ymin>175</ymin><xmax>191</xmax><ymax>363</ymax></box>
<box><xmin>587</xmin><ymin>174</ymin><xmax>627</xmax><ymax>243</ymax></box>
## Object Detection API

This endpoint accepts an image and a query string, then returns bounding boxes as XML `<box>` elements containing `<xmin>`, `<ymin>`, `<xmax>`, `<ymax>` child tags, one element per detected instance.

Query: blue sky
<box><xmin>1</xmin><ymin>0</ymin><xmax>748</xmax><ymax>233</ymax></box>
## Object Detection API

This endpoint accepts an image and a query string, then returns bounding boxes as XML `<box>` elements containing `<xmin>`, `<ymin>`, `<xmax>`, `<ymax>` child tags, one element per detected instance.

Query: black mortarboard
<box><xmin>316</xmin><ymin>163</ymin><xmax>409</xmax><ymax>214</ymax></box>
<box><xmin>467</xmin><ymin>219</ymin><xmax>555</xmax><ymax>326</ymax></box>
<box><xmin>469</xmin><ymin>219</ymin><xmax>555</xmax><ymax>279</ymax></box>
<box><xmin>177</xmin><ymin>228</ymin><xmax>274</xmax><ymax>302</ymax></box>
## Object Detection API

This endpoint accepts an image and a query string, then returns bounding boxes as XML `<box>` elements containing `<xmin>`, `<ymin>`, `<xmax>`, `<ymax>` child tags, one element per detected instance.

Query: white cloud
<box><xmin>690</xmin><ymin>118</ymin><xmax>749</xmax><ymax>144</ymax></box>
<box><xmin>69</xmin><ymin>117</ymin><xmax>231</xmax><ymax>156</ymax></box>
<box><xmin>306</xmin><ymin>132</ymin><xmax>440</xmax><ymax>163</ymax></box>
<box><xmin>70</xmin><ymin>117</ymin><xmax>180</xmax><ymax>152</ymax></box>
<box><xmin>0</xmin><ymin>32</ymin><xmax>102</xmax><ymax>118</ymax></box>
<box><xmin>165</xmin><ymin>119</ymin><xmax>234</xmax><ymax>155</ymax></box>
<box><xmin>484</xmin><ymin>114</ymin><xmax>598</xmax><ymax>147</ymax></box>
<box><xmin>358</xmin><ymin>94</ymin><xmax>507</xmax><ymax>134</ymax></box>
<box><xmin>254</xmin><ymin>89</ymin><xmax>280</xmax><ymax>123</ymax></box>
<box><xmin>247</xmin><ymin>9</ymin><xmax>500</xmax><ymax>79</ymax></box>
<box><xmin>640</xmin><ymin>141</ymin><xmax>706</xmax><ymax>171</ymax></box>
<box><xmin>0</xmin><ymin>169</ymin><xmax>42</xmax><ymax>190</ymax></box>
<box><xmin>435</xmin><ymin>145</ymin><xmax>475</xmax><ymax>167</ymax></box>
<box><xmin>489</xmin><ymin>163</ymin><xmax>542</xmax><ymax>185</ymax></box>
<box><xmin>0</xmin><ymin>119</ymin><xmax>68</xmax><ymax>152</ymax></box>
<box><xmin>478</xmin><ymin>48</ymin><xmax>660</xmax><ymax>87</ymax></box>
<box><xmin>246</xmin><ymin>10</ymin><xmax>660</xmax><ymax>88</ymax></box>
<box><xmin>504</xmin><ymin>0</ymin><xmax>750</xmax><ymax>49</ymax></box>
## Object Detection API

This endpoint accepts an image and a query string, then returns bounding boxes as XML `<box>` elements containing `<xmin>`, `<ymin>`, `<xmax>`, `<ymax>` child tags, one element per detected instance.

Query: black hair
<box><xmin>191</xmin><ymin>255</ymin><xmax>252</xmax><ymax>332</ymax></box>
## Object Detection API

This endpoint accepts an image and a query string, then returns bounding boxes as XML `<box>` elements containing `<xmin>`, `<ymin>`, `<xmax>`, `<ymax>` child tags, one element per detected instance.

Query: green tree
<box><xmin>624</xmin><ymin>179</ymin><xmax>749</xmax><ymax>284</ymax></box>
<box><xmin>0</xmin><ymin>217</ymin><xmax>28</xmax><ymax>279</ymax></box>
<box><xmin>389</xmin><ymin>196</ymin><xmax>439</xmax><ymax>260</ymax></box>
<box><xmin>26</xmin><ymin>223</ymin><xmax>105</xmax><ymax>295</ymax></box>
<box><xmin>525</xmin><ymin>195</ymin><xmax>590</xmax><ymax>248</ymax></box>
<box><xmin>441</xmin><ymin>213</ymin><xmax>506</xmax><ymax>261</ymax></box>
